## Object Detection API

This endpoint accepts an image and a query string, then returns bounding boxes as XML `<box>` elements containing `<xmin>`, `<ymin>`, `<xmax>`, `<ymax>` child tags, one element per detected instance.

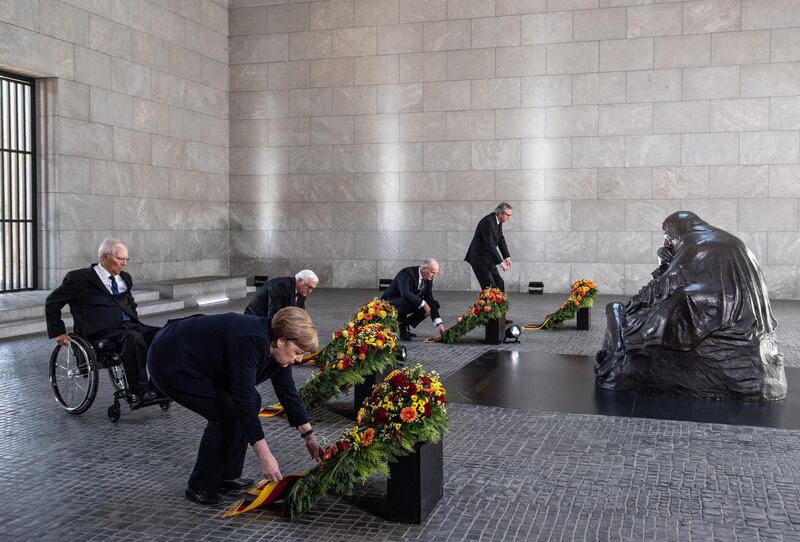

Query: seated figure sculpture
<box><xmin>596</xmin><ymin>211</ymin><xmax>787</xmax><ymax>401</ymax></box>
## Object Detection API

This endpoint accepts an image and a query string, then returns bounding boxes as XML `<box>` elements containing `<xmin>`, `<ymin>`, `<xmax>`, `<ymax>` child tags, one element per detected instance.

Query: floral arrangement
<box><xmin>527</xmin><ymin>279</ymin><xmax>597</xmax><ymax>330</ymax></box>
<box><xmin>285</xmin><ymin>364</ymin><xmax>448</xmax><ymax>520</ymax></box>
<box><xmin>433</xmin><ymin>288</ymin><xmax>509</xmax><ymax>344</ymax></box>
<box><xmin>299</xmin><ymin>299</ymin><xmax>399</xmax><ymax>408</ymax></box>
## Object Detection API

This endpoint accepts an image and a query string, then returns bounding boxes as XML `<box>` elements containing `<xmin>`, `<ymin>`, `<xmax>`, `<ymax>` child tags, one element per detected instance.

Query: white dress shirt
<box><xmin>95</xmin><ymin>263</ymin><xmax>128</xmax><ymax>295</ymax></box>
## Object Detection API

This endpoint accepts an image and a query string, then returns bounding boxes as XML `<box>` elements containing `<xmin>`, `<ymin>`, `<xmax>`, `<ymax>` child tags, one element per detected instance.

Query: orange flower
<box><xmin>400</xmin><ymin>406</ymin><xmax>417</xmax><ymax>422</ymax></box>
<box><xmin>483</xmin><ymin>305</ymin><xmax>492</xmax><ymax>312</ymax></box>
<box><xmin>361</xmin><ymin>427</ymin><xmax>375</xmax><ymax>446</ymax></box>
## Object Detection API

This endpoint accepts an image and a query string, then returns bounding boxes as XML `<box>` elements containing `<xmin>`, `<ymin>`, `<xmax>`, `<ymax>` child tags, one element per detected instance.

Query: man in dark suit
<box><xmin>465</xmin><ymin>202</ymin><xmax>513</xmax><ymax>292</ymax></box>
<box><xmin>382</xmin><ymin>258</ymin><xmax>445</xmax><ymax>341</ymax></box>
<box><xmin>45</xmin><ymin>238</ymin><xmax>160</xmax><ymax>404</ymax></box>
<box><xmin>244</xmin><ymin>270</ymin><xmax>318</xmax><ymax>320</ymax></box>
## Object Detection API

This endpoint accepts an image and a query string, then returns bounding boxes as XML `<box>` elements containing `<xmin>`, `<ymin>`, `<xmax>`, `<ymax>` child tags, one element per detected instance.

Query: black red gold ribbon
<box><xmin>297</xmin><ymin>350</ymin><xmax>320</xmax><ymax>365</ymax></box>
<box><xmin>223</xmin><ymin>471</ymin><xmax>308</xmax><ymax>517</ymax></box>
<box><xmin>258</xmin><ymin>403</ymin><xmax>284</xmax><ymax>417</ymax></box>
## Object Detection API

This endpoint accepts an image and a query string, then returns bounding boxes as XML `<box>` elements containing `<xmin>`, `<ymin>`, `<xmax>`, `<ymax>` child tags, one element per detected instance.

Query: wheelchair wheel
<box><xmin>49</xmin><ymin>335</ymin><xmax>99</xmax><ymax>415</ymax></box>
<box><xmin>107</xmin><ymin>402</ymin><xmax>121</xmax><ymax>422</ymax></box>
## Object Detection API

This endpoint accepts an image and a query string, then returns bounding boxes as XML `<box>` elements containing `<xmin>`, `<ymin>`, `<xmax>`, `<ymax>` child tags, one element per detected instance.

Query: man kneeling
<box><xmin>382</xmin><ymin>258</ymin><xmax>445</xmax><ymax>341</ymax></box>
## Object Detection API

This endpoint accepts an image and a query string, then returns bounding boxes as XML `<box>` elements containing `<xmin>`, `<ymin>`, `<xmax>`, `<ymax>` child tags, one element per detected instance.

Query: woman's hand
<box><xmin>304</xmin><ymin>433</ymin><xmax>324</xmax><ymax>462</ymax></box>
<box><xmin>252</xmin><ymin>439</ymin><xmax>282</xmax><ymax>482</ymax></box>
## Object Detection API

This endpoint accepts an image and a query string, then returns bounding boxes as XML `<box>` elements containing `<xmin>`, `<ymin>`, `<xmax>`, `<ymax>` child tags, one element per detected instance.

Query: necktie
<box><xmin>110</xmin><ymin>276</ymin><xmax>130</xmax><ymax>321</ymax></box>
<box><xmin>417</xmin><ymin>280</ymin><xmax>425</xmax><ymax>296</ymax></box>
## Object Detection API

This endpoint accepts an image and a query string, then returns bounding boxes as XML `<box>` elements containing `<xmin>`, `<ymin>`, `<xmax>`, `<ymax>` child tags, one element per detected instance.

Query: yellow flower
<box><xmin>394</xmin><ymin>423</ymin><xmax>402</xmax><ymax>430</ymax></box>
<box><xmin>357</xmin><ymin>312</ymin><xmax>364</xmax><ymax>320</ymax></box>
<box><xmin>379</xmin><ymin>310</ymin><xmax>387</xmax><ymax>318</ymax></box>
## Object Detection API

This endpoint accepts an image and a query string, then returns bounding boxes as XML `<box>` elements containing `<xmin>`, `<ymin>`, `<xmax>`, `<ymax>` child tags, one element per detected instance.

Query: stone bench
<box><xmin>141</xmin><ymin>276</ymin><xmax>248</xmax><ymax>308</ymax></box>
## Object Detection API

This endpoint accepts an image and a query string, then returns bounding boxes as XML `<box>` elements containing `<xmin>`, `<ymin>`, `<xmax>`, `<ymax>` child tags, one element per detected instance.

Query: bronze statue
<box><xmin>596</xmin><ymin>211</ymin><xmax>786</xmax><ymax>401</ymax></box>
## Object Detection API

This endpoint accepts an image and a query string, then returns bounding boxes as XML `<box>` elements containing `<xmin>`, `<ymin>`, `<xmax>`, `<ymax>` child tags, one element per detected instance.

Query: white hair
<box><xmin>422</xmin><ymin>258</ymin><xmax>439</xmax><ymax>269</ymax></box>
<box><xmin>98</xmin><ymin>238</ymin><xmax>125</xmax><ymax>260</ymax></box>
<box><xmin>295</xmin><ymin>269</ymin><xmax>319</xmax><ymax>283</ymax></box>
<box><xmin>494</xmin><ymin>202</ymin><xmax>513</xmax><ymax>214</ymax></box>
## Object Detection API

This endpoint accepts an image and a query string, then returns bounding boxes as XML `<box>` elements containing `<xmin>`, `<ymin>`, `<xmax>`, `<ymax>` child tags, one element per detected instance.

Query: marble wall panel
<box><xmin>423</xmin><ymin>19</ymin><xmax>471</xmax><ymax>51</ymax></box>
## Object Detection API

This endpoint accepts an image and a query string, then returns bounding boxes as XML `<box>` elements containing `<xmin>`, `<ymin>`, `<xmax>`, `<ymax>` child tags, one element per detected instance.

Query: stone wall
<box><xmin>229</xmin><ymin>0</ymin><xmax>800</xmax><ymax>297</ymax></box>
<box><xmin>0</xmin><ymin>0</ymin><xmax>230</xmax><ymax>287</ymax></box>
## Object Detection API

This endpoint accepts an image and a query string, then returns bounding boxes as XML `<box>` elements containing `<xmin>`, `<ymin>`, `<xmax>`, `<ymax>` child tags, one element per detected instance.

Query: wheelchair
<box><xmin>48</xmin><ymin>333</ymin><xmax>170</xmax><ymax>422</ymax></box>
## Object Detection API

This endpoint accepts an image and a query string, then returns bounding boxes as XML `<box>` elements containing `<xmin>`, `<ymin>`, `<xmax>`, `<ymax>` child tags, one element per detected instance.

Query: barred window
<box><xmin>0</xmin><ymin>71</ymin><xmax>36</xmax><ymax>292</ymax></box>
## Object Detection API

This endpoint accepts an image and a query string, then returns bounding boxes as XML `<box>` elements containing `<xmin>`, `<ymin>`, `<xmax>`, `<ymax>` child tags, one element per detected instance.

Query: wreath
<box><xmin>286</xmin><ymin>364</ymin><xmax>448</xmax><ymax>520</ymax></box>
<box><xmin>428</xmin><ymin>288</ymin><xmax>509</xmax><ymax>344</ymax></box>
<box><xmin>299</xmin><ymin>299</ymin><xmax>399</xmax><ymax>409</ymax></box>
<box><xmin>525</xmin><ymin>279</ymin><xmax>597</xmax><ymax>330</ymax></box>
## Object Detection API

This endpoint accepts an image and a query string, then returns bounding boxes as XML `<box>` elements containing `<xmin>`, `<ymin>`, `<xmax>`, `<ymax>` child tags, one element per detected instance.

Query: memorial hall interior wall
<box><xmin>228</xmin><ymin>0</ymin><xmax>800</xmax><ymax>297</ymax></box>
<box><xmin>0</xmin><ymin>0</ymin><xmax>231</xmax><ymax>288</ymax></box>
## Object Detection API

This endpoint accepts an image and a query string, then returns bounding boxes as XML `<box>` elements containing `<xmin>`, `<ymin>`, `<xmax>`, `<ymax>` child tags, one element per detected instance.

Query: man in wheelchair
<box><xmin>46</xmin><ymin>238</ymin><xmax>160</xmax><ymax>405</ymax></box>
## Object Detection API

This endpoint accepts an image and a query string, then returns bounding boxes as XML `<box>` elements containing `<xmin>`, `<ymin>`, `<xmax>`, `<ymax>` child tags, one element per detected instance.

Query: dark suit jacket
<box><xmin>147</xmin><ymin>313</ymin><xmax>308</xmax><ymax>445</ymax></box>
<box><xmin>381</xmin><ymin>266</ymin><xmax>441</xmax><ymax>321</ymax></box>
<box><xmin>244</xmin><ymin>276</ymin><xmax>306</xmax><ymax>319</ymax></box>
<box><xmin>465</xmin><ymin>212</ymin><xmax>510</xmax><ymax>268</ymax></box>
<box><xmin>45</xmin><ymin>265</ymin><xmax>140</xmax><ymax>339</ymax></box>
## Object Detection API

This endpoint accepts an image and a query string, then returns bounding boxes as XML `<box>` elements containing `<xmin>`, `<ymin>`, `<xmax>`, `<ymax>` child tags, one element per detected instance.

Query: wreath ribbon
<box><xmin>258</xmin><ymin>403</ymin><xmax>284</xmax><ymax>418</ymax></box>
<box><xmin>223</xmin><ymin>471</ymin><xmax>309</xmax><ymax>517</ymax></box>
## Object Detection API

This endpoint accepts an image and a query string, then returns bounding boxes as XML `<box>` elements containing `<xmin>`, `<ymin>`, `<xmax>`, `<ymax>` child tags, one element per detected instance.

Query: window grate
<box><xmin>0</xmin><ymin>71</ymin><xmax>36</xmax><ymax>292</ymax></box>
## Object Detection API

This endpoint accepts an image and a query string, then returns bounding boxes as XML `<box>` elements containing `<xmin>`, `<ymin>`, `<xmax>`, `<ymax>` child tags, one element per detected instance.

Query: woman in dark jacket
<box><xmin>147</xmin><ymin>307</ymin><xmax>323</xmax><ymax>505</ymax></box>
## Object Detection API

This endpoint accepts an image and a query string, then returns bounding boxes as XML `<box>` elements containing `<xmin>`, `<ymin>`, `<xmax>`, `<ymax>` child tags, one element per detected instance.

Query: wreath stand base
<box><xmin>385</xmin><ymin>439</ymin><xmax>444</xmax><ymax>524</ymax></box>
<box><xmin>485</xmin><ymin>314</ymin><xmax>506</xmax><ymax>344</ymax></box>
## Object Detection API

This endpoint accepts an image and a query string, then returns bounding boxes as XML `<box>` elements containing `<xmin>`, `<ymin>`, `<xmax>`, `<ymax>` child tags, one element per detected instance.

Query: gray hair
<box><xmin>295</xmin><ymin>269</ymin><xmax>319</xmax><ymax>283</ymax></box>
<box><xmin>422</xmin><ymin>258</ymin><xmax>439</xmax><ymax>269</ymax></box>
<box><xmin>98</xmin><ymin>238</ymin><xmax>125</xmax><ymax>260</ymax></box>
<box><xmin>494</xmin><ymin>202</ymin><xmax>513</xmax><ymax>214</ymax></box>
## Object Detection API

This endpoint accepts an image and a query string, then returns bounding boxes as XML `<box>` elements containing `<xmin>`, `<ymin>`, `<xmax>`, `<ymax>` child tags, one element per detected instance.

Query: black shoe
<box><xmin>141</xmin><ymin>390</ymin><xmax>158</xmax><ymax>403</ymax></box>
<box><xmin>408</xmin><ymin>330</ymin><xmax>417</xmax><ymax>337</ymax></box>
<box><xmin>506</xmin><ymin>319</ymin><xmax>514</xmax><ymax>324</ymax></box>
<box><xmin>399</xmin><ymin>331</ymin><xmax>413</xmax><ymax>341</ymax></box>
<box><xmin>220</xmin><ymin>477</ymin><xmax>254</xmax><ymax>491</ymax></box>
<box><xmin>185</xmin><ymin>485</ymin><xmax>222</xmax><ymax>505</ymax></box>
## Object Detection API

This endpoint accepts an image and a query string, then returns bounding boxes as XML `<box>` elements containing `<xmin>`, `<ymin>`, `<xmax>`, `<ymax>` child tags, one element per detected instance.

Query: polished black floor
<box><xmin>443</xmin><ymin>350</ymin><xmax>800</xmax><ymax>429</ymax></box>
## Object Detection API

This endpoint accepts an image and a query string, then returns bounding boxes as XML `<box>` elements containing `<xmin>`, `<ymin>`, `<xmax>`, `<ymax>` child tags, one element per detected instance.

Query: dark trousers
<box><xmin>470</xmin><ymin>263</ymin><xmax>505</xmax><ymax>292</ymax></box>
<box><xmin>149</xmin><ymin>371</ymin><xmax>253</xmax><ymax>492</ymax></box>
<box><xmin>396</xmin><ymin>299</ymin><xmax>440</xmax><ymax>329</ymax></box>
<box><xmin>92</xmin><ymin>322</ymin><xmax>159</xmax><ymax>391</ymax></box>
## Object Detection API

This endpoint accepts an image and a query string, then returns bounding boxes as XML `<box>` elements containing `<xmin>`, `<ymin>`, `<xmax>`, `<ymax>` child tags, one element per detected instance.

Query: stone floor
<box><xmin>1</xmin><ymin>288</ymin><xmax>799</xmax><ymax>541</ymax></box>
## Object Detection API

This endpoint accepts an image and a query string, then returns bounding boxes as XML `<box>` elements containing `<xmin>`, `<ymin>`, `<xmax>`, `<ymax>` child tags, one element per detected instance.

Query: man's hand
<box><xmin>436</xmin><ymin>323</ymin><xmax>445</xmax><ymax>336</ymax></box>
<box><xmin>55</xmin><ymin>334</ymin><xmax>70</xmax><ymax>346</ymax></box>
<box><xmin>500</xmin><ymin>261</ymin><xmax>510</xmax><ymax>272</ymax></box>
<box><xmin>504</xmin><ymin>257</ymin><xmax>512</xmax><ymax>269</ymax></box>
<box><xmin>422</xmin><ymin>301</ymin><xmax>431</xmax><ymax>316</ymax></box>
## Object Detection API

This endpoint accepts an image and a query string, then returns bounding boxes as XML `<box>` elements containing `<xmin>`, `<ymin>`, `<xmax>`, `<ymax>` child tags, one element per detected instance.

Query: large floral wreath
<box><xmin>430</xmin><ymin>288</ymin><xmax>509</xmax><ymax>344</ymax></box>
<box><xmin>299</xmin><ymin>299</ymin><xmax>399</xmax><ymax>408</ymax></box>
<box><xmin>286</xmin><ymin>364</ymin><xmax>448</xmax><ymax>520</ymax></box>
<box><xmin>526</xmin><ymin>279</ymin><xmax>597</xmax><ymax>330</ymax></box>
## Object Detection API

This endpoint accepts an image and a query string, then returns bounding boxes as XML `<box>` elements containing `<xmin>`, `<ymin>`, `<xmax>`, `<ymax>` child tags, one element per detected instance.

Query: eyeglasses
<box><xmin>114</xmin><ymin>256</ymin><xmax>131</xmax><ymax>262</ymax></box>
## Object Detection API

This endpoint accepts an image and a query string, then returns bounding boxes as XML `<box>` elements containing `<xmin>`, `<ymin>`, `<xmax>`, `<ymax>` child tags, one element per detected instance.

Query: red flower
<box><xmin>374</xmin><ymin>407</ymin><xmax>388</xmax><ymax>422</ymax></box>
<box><xmin>420</xmin><ymin>377</ymin><xmax>432</xmax><ymax>387</ymax></box>
<box><xmin>406</xmin><ymin>382</ymin><xmax>418</xmax><ymax>394</ymax></box>
<box><xmin>483</xmin><ymin>306</ymin><xmax>492</xmax><ymax>313</ymax></box>
<box><xmin>389</xmin><ymin>372</ymin><xmax>406</xmax><ymax>386</ymax></box>
<box><xmin>424</xmin><ymin>402</ymin><xmax>432</xmax><ymax>417</ymax></box>
<box><xmin>337</xmin><ymin>440</ymin><xmax>350</xmax><ymax>452</ymax></box>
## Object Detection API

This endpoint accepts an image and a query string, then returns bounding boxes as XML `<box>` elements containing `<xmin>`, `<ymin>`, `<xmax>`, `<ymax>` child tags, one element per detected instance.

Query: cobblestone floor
<box><xmin>1</xmin><ymin>289</ymin><xmax>799</xmax><ymax>541</ymax></box>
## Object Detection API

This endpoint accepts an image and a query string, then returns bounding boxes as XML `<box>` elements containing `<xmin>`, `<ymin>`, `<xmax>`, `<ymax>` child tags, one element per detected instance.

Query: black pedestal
<box><xmin>353</xmin><ymin>371</ymin><xmax>382</xmax><ymax>413</ymax></box>
<box><xmin>386</xmin><ymin>439</ymin><xmax>443</xmax><ymax>523</ymax></box>
<box><xmin>577</xmin><ymin>307</ymin><xmax>590</xmax><ymax>330</ymax></box>
<box><xmin>485</xmin><ymin>314</ymin><xmax>506</xmax><ymax>344</ymax></box>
